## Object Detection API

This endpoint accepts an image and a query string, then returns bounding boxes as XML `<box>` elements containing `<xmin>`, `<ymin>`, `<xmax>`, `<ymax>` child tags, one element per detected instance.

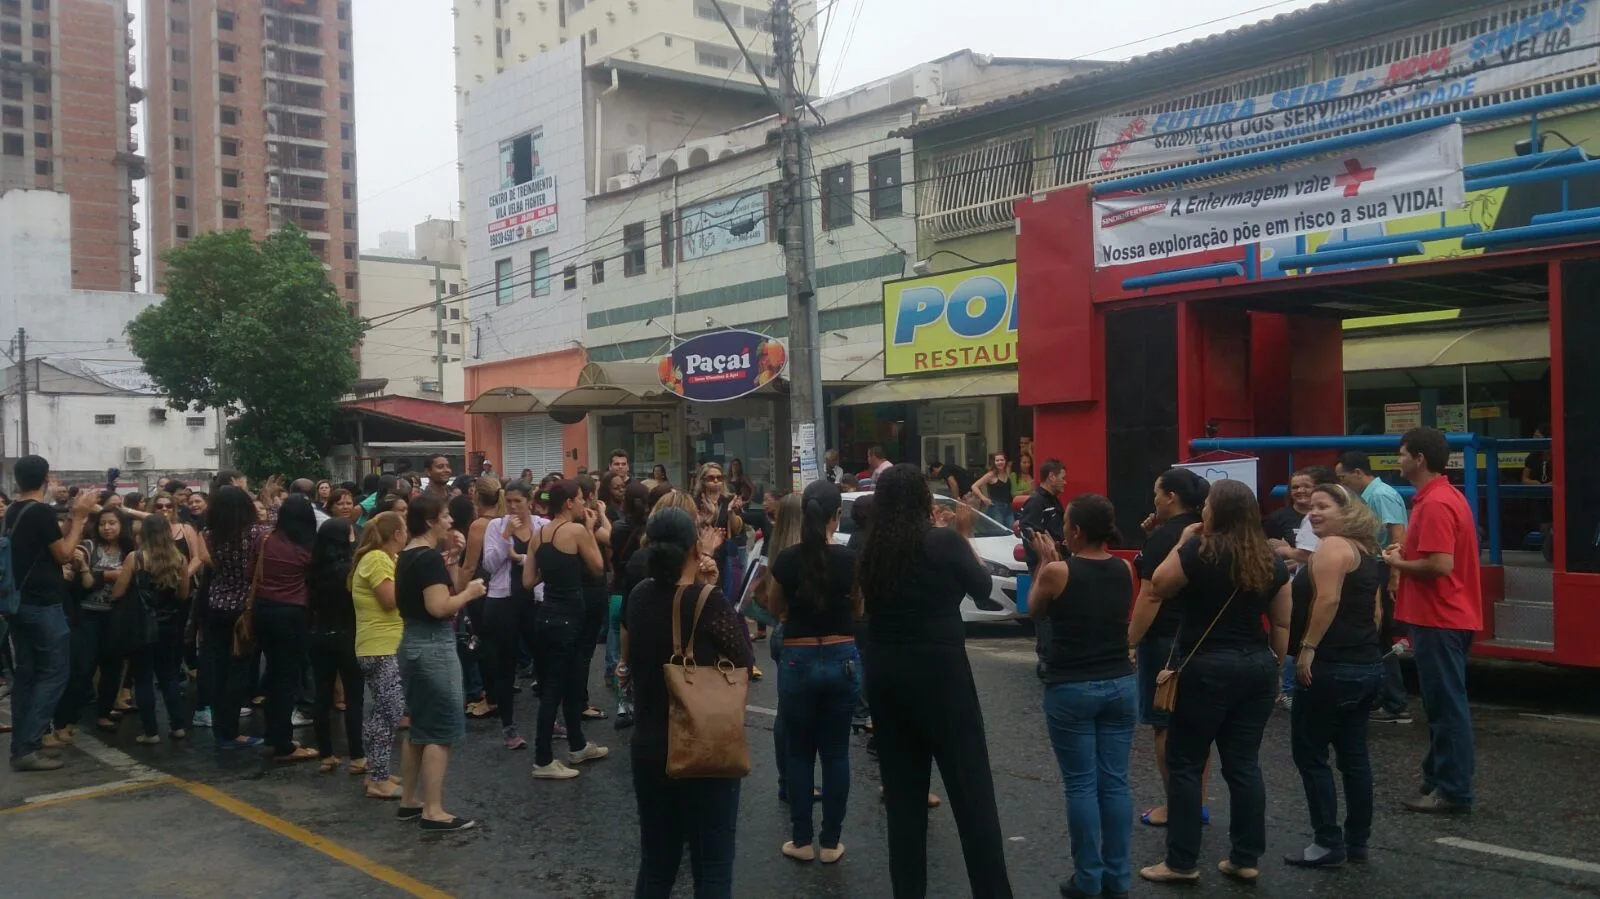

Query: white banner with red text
<box><xmin>1091</xmin><ymin>1</ymin><xmax>1598</xmax><ymax>175</ymax></box>
<box><xmin>1092</xmin><ymin>124</ymin><xmax>1465</xmax><ymax>268</ymax></box>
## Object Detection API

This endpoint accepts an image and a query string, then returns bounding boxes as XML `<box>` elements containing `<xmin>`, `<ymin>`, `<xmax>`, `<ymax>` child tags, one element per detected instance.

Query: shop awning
<box><xmin>832</xmin><ymin>370</ymin><xmax>1018</xmax><ymax>406</ymax></box>
<box><xmin>464</xmin><ymin>386</ymin><xmax>569</xmax><ymax>415</ymax></box>
<box><xmin>1343</xmin><ymin>322</ymin><xmax>1549</xmax><ymax>372</ymax></box>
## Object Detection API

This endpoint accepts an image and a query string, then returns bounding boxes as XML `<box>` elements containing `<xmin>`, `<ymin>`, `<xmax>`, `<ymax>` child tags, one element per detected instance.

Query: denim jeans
<box><xmin>770</xmin><ymin>626</ymin><xmax>788</xmax><ymax>796</ymax></box>
<box><xmin>56</xmin><ymin>609</ymin><xmax>106</xmax><ymax>729</ymax></box>
<box><xmin>1411</xmin><ymin>626</ymin><xmax>1475</xmax><ymax>805</ymax></box>
<box><xmin>1281</xmin><ymin>654</ymin><xmax>1297</xmax><ymax>698</ymax></box>
<box><xmin>1290</xmin><ymin>660</ymin><xmax>1383</xmax><ymax>851</ymax></box>
<box><xmin>129</xmin><ymin>619</ymin><xmax>189</xmax><ymax>736</ymax></box>
<box><xmin>203</xmin><ymin>610</ymin><xmax>251</xmax><ymax>742</ymax></box>
<box><xmin>1164</xmin><ymin>647</ymin><xmax>1277</xmax><ymax>872</ymax></box>
<box><xmin>1043</xmin><ymin>674</ymin><xmax>1138</xmax><ymax>897</ymax></box>
<box><xmin>8</xmin><ymin>602</ymin><xmax>71</xmax><ymax>758</ymax></box>
<box><xmin>605</xmin><ymin>593</ymin><xmax>623</xmax><ymax>682</ymax></box>
<box><xmin>1378</xmin><ymin>652</ymin><xmax>1409</xmax><ymax>714</ymax></box>
<box><xmin>778</xmin><ymin>642</ymin><xmax>862</xmax><ymax>848</ymax></box>
<box><xmin>632</xmin><ymin>763</ymin><xmax>740</xmax><ymax>899</ymax></box>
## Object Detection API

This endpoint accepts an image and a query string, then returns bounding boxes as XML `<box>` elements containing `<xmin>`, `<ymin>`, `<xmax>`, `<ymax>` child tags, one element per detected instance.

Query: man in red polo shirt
<box><xmin>1383</xmin><ymin>427</ymin><xmax>1480</xmax><ymax>814</ymax></box>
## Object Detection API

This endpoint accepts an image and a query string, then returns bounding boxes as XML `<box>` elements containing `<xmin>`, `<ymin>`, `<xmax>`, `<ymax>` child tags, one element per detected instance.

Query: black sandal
<box><xmin>420</xmin><ymin>816</ymin><xmax>477</xmax><ymax>832</ymax></box>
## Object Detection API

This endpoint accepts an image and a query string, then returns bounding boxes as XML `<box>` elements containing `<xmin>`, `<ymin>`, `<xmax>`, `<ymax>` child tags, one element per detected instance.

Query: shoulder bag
<box><xmin>664</xmin><ymin>583</ymin><xmax>751</xmax><ymax>779</ymax></box>
<box><xmin>1152</xmin><ymin>588</ymin><xmax>1238</xmax><ymax>714</ymax></box>
<box><xmin>231</xmin><ymin>531</ymin><xmax>269</xmax><ymax>658</ymax></box>
<box><xmin>105</xmin><ymin>552</ymin><xmax>159</xmax><ymax>655</ymax></box>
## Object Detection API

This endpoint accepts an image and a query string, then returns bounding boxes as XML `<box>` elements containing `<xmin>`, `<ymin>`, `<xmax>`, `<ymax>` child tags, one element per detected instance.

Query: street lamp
<box><xmin>911</xmin><ymin>249</ymin><xmax>991</xmax><ymax>276</ymax></box>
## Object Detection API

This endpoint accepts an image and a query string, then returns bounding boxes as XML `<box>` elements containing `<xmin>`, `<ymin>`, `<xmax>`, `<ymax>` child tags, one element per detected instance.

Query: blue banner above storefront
<box><xmin>657</xmin><ymin>329</ymin><xmax>787</xmax><ymax>402</ymax></box>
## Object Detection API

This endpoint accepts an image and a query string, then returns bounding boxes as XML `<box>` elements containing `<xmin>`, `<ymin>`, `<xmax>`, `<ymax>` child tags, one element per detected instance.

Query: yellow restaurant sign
<box><xmin>882</xmin><ymin>261</ymin><xmax>1018</xmax><ymax>377</ymax></box>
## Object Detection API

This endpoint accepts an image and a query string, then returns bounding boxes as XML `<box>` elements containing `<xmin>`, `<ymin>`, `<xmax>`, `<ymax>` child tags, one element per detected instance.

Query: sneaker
<box><xmin>503</xmin><ymin>726</ymin><xmax>527</xmax><ymax>751</ymax></box>
<box><xmin>1276</xmin><ymin>694</ymin><xmax>1294</xmax><ymax>711</ymax></box>
<box><xmin>532</xmin><ymin>760</ymin><xmax>580</xmax><ymax>779</ymax></box>
<box><xmin>566</xmin><ymin>742</ymin><xmax>609</xmax><ymax>765</ymax></box>
<box><xmin>10</xmin><ymin>752</ymin><xmax>65</xmax><ymax>772</ymax></box>
<box><xmin>192</xmin><ymin>708</ymin><xmax>214</xmax><ymax>728</ymax></box>
<box><xmin>291</xmin><ymin>710</ymin><xmax>314</xmax><ymax>728</ymax></box>
<box><xmin>553</xmin><ymin>721</ymin><xmax>567</xmax><ymax>738</ymax></box>
<box><xmin>420</xmin><ymin>816</ymin><xmax>477</xmax><ymax>832</ymax></box>
<box><xmin>238</xmin><ymin>707</ymin><xmax>254</xmax><ymax>719</ymax></box>
<box><xmin>1370</xmin><ymin>708</ymin><xmax>1413</xmax><ymax>724</ymax></box>
<box><xmin>135</xmin><ymin>734</ymin><xmax>161</xmax><ymax>745</ymax></box>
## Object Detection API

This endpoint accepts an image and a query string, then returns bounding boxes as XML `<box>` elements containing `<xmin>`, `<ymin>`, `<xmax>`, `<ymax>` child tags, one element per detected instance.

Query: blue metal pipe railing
<box><xmin>1530</xmin><ymin>207</ymin><xmax>1600</xmax><ymax>226</ymax></box>
<box><xmin>1122</xmin><ymin>262</ymin><xmax>1244</xmax><ymax>291</ymax></box>
<box><xmin>1462</xmin><ymin>146</ymin><xmax>1589</xmax><ymax>179</ymax></box>
<box><xmin>1189</xmin><ymin>435</ymin><xmax>1553</xmax><ymax>566</ymax></box>
<box><xmin>1277</xmin><ymin>240</ymin><xmax>1425</xmax><ymax>270</ymax></box>
<box><xmin>1267</xmin><ymin>483</ymin><xmax>1552</xmax><ymax>499</ymax></box>
<box><xmin>1464</xmin><ymin>158</ymin><xmax>1600</xmax><ymax>191</ymax></box>
<box><xmin>1316</xmin><ymin>225</ymin><xmax>1481</xmax><ymax>253</ymax></box>
<box><xmin>1461</xmin><ymin>217</ymin><xmax>1600</xmax><ymax>249</ymax></box>
<box><xmin>1094</xmin><ymin>83</ymin><xmax>1600</xmax><ymax>196</ymax></box>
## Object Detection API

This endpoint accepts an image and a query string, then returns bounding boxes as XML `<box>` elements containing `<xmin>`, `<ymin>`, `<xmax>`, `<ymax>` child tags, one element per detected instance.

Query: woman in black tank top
<box><xmin>521</xmin><ymin>479</ymin><xmax>610</xmax><ymax>779</ymax></box>
<box><xmin>1284</xmin><ymin>484</ymin><xmax>1386</xmax><ymax>869</ymax></box>
<box><xmin>1026</xmin><ymin>494</ymin><xmax>1139</xmax><ymax>899</ymax></box>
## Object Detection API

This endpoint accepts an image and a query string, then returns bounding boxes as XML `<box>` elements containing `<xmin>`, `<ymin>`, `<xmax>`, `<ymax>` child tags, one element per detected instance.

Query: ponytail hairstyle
<box><xmin>474</xmin><ymin>476</ymin><xmax>505</xmax><ymax>517</ymax></box>
<box><xmin>350</xmin><ymin>511</ymin><xmax>405</xmax><ymax>592</ymax></box>
<box><xmin>799</xmin><ymin>480</ymin><xmax>842</xmax><ymax>609</ymax></box>
<box><xmin>1065</xmin><ymin>494</ymin><xmax>1121</xmax><ymax>548</ymax></box>
<box><xmin>136</xmin><ymin>512</ymin><xmax>187</xmax><ymax>592</ymax></box>
<box><xmin>644</xmin><ymin>507</ymin><xmax>698</xmax><ymax>586</ymax></box>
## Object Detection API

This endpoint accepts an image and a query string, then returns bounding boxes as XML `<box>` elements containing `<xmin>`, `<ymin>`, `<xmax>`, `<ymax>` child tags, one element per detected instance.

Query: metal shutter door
<box><xmin>500</xmin><ymin>415</ymin><xmax>564</xmax><ymax>477</ymax></box>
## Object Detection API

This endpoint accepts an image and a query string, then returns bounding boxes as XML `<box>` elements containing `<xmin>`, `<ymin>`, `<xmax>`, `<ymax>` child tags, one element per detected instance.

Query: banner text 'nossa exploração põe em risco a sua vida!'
<box><xmin>1092</xmin><ymin>124</ymin><xmax>1465</xmax><ymax>268</ymax></box>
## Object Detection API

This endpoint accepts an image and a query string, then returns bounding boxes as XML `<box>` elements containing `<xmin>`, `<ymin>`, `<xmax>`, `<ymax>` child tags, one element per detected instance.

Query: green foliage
<box><xmin>126</xmin><ymin>226</ymin><xmax>365</xmax><ymax>480</ymax></box>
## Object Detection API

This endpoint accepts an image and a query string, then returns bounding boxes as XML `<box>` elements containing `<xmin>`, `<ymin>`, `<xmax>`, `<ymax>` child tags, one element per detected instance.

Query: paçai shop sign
<box><xmin>883</xmin><ymin>262</ymin><xmax>1018</xmax><ymax>377</ymax></box>
<box><xmin>657</xmin><ymin>329</ymin><xmax>788</xmax><ymax>402</ymax></box>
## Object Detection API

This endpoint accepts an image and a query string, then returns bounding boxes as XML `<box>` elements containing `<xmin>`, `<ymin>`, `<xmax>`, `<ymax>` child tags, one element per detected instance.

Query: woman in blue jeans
<box><xmin>768</xmin><ymin>480</ymin><xmax>860</xmax><ymax>864</ymax></box>
<box><xmin>1285</xmin><ymin>484</ymin><xmax>1386</xmax><ymax>867</ymax></box>
<box><xmin>1027</xmin><ymin>494</ymin><xmax>1139</xmax><ymax>899</ymax></box>
<box><xmin>1135</xmin><ymin>479</ymin><xmax>1291</xmax><ymax>887</ymax></box>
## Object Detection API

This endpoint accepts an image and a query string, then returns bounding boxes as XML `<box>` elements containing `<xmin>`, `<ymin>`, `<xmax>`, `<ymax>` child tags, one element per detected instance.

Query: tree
<box><xmin>127</xmin><ymin>226</ymin><xmax>364</xmax><ymax>480</ymax></box>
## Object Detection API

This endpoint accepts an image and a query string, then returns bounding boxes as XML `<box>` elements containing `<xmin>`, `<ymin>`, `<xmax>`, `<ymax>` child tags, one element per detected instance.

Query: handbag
<box><xmin>105</xmin><ymin>553</ymin><xmax>159</xmax><ymax>655</ymax></box>
<box><xmin>1152</xmin><ymin>588</ymin><xmax>1238</xmax><ymax>714</ymax></box>
<box><xmin>231</xmin><ymin>532</ymin><xmax>268</xmax><ymax>658</ymax></box>
<box><xmin>663</xmin><ymin>583</ymin><xmax>751</xmax><ymax>779</ymax></box>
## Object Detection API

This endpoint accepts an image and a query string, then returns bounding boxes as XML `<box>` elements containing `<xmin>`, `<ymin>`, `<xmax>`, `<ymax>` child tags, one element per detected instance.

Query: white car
<box><xmin>836</xmin><ymin>492</ymin><xmax>1029</xmax><ymax>624</ymax></box>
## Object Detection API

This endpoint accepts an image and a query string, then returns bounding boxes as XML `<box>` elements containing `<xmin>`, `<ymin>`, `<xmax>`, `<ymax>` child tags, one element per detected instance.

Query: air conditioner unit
<box><xmin>624</xmin><ymin>144</ymin><xmax>647</xmax><ymax>173</ymax></box>
<box><xmin>606</xmin><ymin>173</ymin><xmax>638</xmax><ymax>192</ymax></box>
<box><xmin>685</xmin><ymin>135</ymin><xmax>745</xmax><ymax>162</ymax></box>
<box><xmin>642</xmin><ymin>146</ymin><xmax>692</xmax><ymax>180</ymax></box>
<box><xmin>123</xmin><ymin>446</ymin><xmax>149</xmax><ymax>466</ymax></box>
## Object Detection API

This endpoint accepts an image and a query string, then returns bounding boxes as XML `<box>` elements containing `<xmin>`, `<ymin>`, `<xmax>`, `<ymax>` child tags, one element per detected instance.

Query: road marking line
<box><xmin>1437</xmin><ymin>837</ymin><xmax>1600</xmax><ymax>875</ymax></box>
<box><xmin>0</xmin><ymin>777</ymin><xmax>174</xmax><ymax>815</ymax></box>
<box><xmin>175</xmin><ymin>780</ymin><xmax>456</xmax><ymax>899</ymax></box>
<box><xmin>66</xmin><ymin>734</ymin><xmax>167</xmax><ymax>782</ymax></box>
<box><xmin>746</xmin><ymin>704</ymin><xmax>777</xmax><ymax>717</ymax></box>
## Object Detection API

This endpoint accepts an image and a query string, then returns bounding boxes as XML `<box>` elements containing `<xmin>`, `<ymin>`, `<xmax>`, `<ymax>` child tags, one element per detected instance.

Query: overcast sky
<box><xmin>133</xmin><ymin>0</ymin><xmax>1325</xmax><ymax>257</ymax></box>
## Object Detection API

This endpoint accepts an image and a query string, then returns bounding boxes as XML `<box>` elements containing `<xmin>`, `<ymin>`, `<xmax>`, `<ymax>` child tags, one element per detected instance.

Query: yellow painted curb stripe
<box><xmin>174</xmin><ymin>780</ymin><xmax>455</xmax><ymax>899</ymax></box>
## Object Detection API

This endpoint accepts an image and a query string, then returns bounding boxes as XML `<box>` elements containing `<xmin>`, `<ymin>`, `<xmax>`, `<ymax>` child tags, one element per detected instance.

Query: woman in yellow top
<box><xmin>351</xmin><ymin>511</ymin><xmax>407</xmax><ymax>800</ymax></box>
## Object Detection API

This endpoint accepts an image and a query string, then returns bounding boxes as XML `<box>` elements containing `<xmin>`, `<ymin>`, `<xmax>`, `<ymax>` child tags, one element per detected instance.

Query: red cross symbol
<box><xmin>1335</xmin><ymin>157</ymin><xmax>1378</xmax><ymax>197</ymax></box>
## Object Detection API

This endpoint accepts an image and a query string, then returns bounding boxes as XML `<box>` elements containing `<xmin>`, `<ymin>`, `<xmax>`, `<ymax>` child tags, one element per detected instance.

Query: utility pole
<box><xmin>15</xmin><ymin>328</ymin><xmax>28</xmax><ymax>458</ymax></box>
<box><xmin>772</xmin><ymin>0</ymin><xmax>823</xmax><ymax>488</ymax></box>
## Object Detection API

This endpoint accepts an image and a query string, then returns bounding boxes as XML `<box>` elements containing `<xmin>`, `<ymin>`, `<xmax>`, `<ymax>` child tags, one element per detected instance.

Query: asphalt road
<box><xmin>4</xmin><ymin>626</ymin><xmax>1600</xmax><ymax>899</ymax></box>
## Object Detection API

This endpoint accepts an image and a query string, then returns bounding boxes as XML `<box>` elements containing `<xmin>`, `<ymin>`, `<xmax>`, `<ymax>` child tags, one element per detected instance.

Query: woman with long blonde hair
<box><xmin>350</xmin><ymin>511</ymin><xmax>409</xmax><ymax>799</ymax></box>
<box><xmin>113</xmin><ymin>513</ymin><xmax>200</xmax><ymax>744</ymax></box>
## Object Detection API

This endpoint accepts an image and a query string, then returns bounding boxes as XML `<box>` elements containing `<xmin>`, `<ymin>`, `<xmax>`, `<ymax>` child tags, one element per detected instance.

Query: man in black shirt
<box><xmin>1126</xmin><ymin>467</ymin><xmax>1209</xmax><ymax>826</ymax></box>
<box><xmin>1018</xmin><ymin>459</ymin><xmax>1067</xmax><ymax>572</ymax></box>
<box><xmin>6</xmin><ymin>454</ymin><xmax>97</xmax><ymax>772</ymax></box>
<box><xmin>929</xmin><ymin>460</ymin><xmax>977</xmax><ymax>504</ymax></box>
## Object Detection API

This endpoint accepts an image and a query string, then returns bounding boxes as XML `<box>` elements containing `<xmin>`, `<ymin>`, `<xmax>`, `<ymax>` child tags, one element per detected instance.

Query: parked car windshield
<box><xmin>838</xmin><ymin>496</ymin><xmax>1014</xmax><ymax>539</ymax></box>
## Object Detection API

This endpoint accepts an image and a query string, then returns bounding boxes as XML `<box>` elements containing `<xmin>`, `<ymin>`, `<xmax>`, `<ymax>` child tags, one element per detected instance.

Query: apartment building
<box><xmin>358</xmin><ymin>218</ymin><xmax>468</xmax><ymax>402</ymax></box>
<box><xmin>0</xmin><ymin>0</ymin><xmax>142</xmax><ymax>292</ymax></box>
<box><xmin>143</xmin><ymin>0</ymin><xmax>359</xmax><ymax>309</ymax></box>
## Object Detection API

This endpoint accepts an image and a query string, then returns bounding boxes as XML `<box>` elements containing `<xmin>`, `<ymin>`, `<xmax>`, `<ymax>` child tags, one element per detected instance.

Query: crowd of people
<box><xmin>0</xmin><ymin>426</ymin><xmax>1482</xmax><ymax>897</ymax></box>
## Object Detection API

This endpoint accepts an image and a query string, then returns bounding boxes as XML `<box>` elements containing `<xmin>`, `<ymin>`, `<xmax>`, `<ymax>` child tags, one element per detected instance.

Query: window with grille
<box><xmin>495</xmin><ymin>258</ymin><xmax>513</xmax><ymax>305</ymax></box>
<box><xmin>563</xmin><ymin>264</ymin><xmax>577</xmax><ymax>291</ymax></box>
<box><xmin>531</xmin><ymin>248</ymin><xmax>550</xmax><ymax>296</ymax></box>
<box><xmin>922</xmin><ymin>134</ymin><xmax>1034</xmax><ymax>239</ymax></box>
<box><xmin>94</xmin><ymin>414</ymin><xmax>116</xmax><ymax>425</ymax></box>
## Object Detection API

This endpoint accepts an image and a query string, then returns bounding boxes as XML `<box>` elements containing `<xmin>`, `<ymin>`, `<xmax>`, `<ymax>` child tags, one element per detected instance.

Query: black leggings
<box><xmin>485</xmin><ymin>595</ymin><xmax>537</xmax><ymax>728</ymax></box>
<box><xmin>864</xmin><ymin>640</ymin><xmax>1013</xmax><ymax>899</ymax></box>
<box><xmin>578</xmin><ymin>582</ymin><xmax>608</xmax><ymax>708</ymax></box>
<box><xmin>464</xmin><ymin>597</ymin><xmax>496</xmax><ymax>709</ymax></box>
<box><xmin>533</xmin><ymin>604</ymin><xmax>588</xmax><ymax>766</ymax></box>
<box><xmin>309</xmin><ymin>629</ymin><xmax>364</xmax><ymax>759</ymax></box>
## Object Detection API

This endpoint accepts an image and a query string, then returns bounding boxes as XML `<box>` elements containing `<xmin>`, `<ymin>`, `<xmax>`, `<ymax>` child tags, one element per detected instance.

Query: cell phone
<box><xmin>99</xmin><ymin>467</ymin><xmax>121</xmax><ymax>504</ymax></box>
